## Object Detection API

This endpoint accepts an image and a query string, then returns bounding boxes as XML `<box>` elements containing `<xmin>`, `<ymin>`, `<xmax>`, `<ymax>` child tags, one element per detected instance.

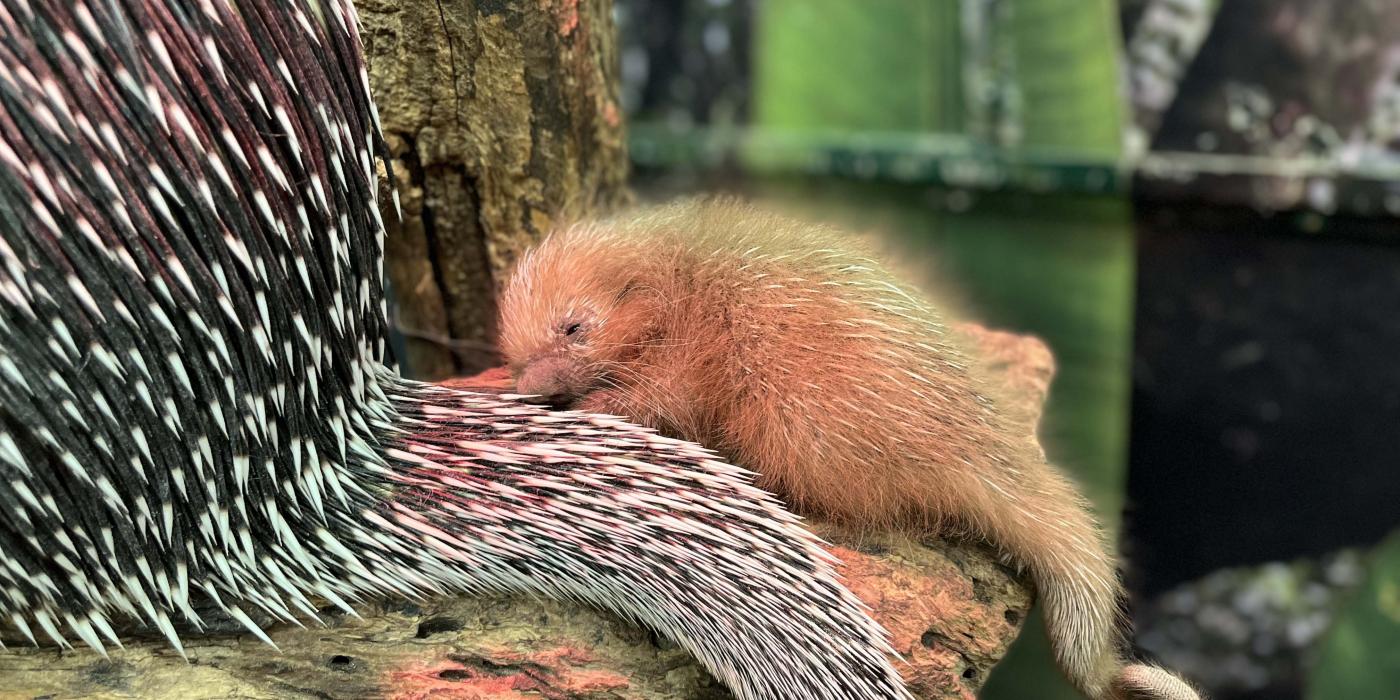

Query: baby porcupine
<box><xmin>0</xmin><ymin>3</ymin><xmax>913</xmax><ymax>698</ymax></box>
<box><xmin>500</xmin><ymin>197</ymin><xmax>1204</xmax><ymax>700</ymax></box>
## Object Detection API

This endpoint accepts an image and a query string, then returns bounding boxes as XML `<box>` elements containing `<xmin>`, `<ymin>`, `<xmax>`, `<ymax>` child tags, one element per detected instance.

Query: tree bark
<box><xmin>360</xmin><ymin>0</ymin><xmax>631</xmax><ymax>380</ymax></box>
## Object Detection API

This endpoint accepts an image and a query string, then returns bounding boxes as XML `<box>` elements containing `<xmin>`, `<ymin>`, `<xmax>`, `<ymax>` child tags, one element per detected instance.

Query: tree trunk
<box><xmin>360</xmin><ymin>0</ymin><xmax>632</xmax><ymax>380</ymax></box>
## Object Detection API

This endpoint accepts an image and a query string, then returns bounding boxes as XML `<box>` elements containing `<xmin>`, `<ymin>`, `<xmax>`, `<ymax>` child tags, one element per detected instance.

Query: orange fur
<box><xmin>499</xmin><ymin>197</ymin><xmax>1201</xmax><ymax>700</ymax></box>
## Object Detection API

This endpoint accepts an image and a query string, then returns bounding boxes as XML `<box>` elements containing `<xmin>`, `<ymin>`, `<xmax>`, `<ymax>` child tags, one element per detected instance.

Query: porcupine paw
<box><xmin>1111</xmin><ymin>664</ymin><xmax>1205</xmax><ymax>700</ymax></box>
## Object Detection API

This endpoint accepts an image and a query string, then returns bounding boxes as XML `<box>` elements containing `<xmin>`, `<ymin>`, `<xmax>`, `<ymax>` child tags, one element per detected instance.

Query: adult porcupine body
<box><xmin>500</xmin><ymin>198</ymin><xmax>1204</xmax><ymax>700</ymax></box>
<box><xmin>0</xmin><ymin>3</ymin><xmax>913</xmax><ymax>698</ymax></box>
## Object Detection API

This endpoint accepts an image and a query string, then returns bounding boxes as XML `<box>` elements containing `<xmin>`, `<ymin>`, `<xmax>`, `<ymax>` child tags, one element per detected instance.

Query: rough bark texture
<box><xmin>362</xmin><ymin>0</ymin><xmax>631</xmax><ymax>380</ymax></box>
<box><xmin>0</xmin><ymin>325</ymin><xmax>1042</xmax><ymax>699</ymax></box>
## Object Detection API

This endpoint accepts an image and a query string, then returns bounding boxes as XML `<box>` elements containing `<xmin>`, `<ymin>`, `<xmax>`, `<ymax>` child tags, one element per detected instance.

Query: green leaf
<box><xmin>1306</xmin><ymin>530</ymin><xmax>1400</xmax><ymax>700</ymax></box>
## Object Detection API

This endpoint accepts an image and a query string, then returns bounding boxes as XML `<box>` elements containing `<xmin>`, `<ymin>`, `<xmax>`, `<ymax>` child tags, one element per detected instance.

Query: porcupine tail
<box><xmin>971</xmin><ymin>462</ymin><xmax>1201</xmax><ymax>700</ymax></box>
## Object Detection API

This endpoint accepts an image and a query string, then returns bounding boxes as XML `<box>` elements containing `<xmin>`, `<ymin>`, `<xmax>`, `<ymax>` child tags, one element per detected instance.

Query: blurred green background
<box><xmin>614</xmin><ymin>1</ymin><xmax>1400</xmax><ymax>698</ymax></box>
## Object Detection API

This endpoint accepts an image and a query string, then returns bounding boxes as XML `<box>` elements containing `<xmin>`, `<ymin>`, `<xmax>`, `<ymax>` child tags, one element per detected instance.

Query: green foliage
<box><xmin>1006</xmin><ymin>0</ymin><xmax>1126</xmax><ymax>157</ymax></box>
<box><xmin>1306</xmin><ymin>530</ymin><xmax>1400</xmax><ymax>700</ymax></box>
<box><xmin>753</xmin><ymin>0</ymin><xmax>964</xmax><ymax>134</ymax></box>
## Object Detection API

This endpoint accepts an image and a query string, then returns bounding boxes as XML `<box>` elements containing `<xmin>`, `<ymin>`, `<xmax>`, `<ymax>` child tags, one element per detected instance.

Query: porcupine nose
<box><xmin>516</xmin><ymin>359</ymin><xmax>578</xmax><ymax>408</ymax></box>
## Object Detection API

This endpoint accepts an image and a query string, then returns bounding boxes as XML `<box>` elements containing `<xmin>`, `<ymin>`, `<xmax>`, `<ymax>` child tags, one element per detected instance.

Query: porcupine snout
<box><xmin>515</xmin><ymin>355</ymin><xmax>587</xmax><ymax>408</ymax></box>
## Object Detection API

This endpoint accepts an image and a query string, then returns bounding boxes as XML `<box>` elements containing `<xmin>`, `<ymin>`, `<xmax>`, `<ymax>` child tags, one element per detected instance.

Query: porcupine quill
<box><xmin>0</xmin><ymin>2</ymin><xmax>913</xmax><ymax>698</ymax></box>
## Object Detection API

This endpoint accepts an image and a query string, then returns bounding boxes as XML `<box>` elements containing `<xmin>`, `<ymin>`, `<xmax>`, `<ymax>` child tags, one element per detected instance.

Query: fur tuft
<box><xmin>1113</xmin><ymin>664</ymin><xmax>1206</xmax><ymax>700</ymax></box>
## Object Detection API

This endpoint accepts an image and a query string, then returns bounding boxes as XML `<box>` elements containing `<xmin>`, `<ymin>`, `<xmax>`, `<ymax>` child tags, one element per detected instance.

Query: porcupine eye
<box><xmin>564</xmin><ymin>322</ymin><xmax>582</xmax><ymax>337</ymax></box>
